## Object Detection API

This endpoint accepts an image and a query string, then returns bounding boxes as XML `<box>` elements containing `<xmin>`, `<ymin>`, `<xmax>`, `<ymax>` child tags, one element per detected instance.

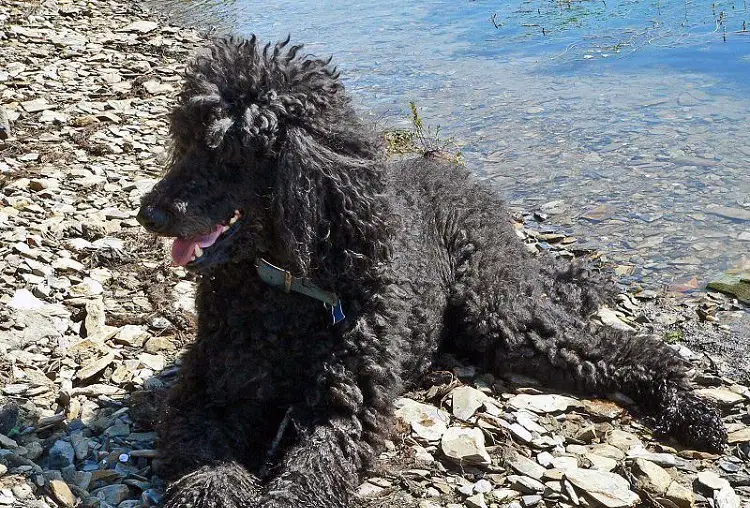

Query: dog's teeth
<box><xmin>194</xmin><ymin>246</ymin><xmax>203</xmax><ymax>258</ymax></box>
<box><xmin>229</xmin><ymin>216</ymin><xmax>238</xmax><ymax>225</ymax></box>
<box><xmin>222</xmin><ymin>225</ymin><xmax>230</xmax><ymax>233</ymax></box>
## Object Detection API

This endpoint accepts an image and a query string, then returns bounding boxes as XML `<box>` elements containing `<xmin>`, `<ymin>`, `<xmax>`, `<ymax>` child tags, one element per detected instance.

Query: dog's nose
<box><xmin>137</xmin><ymin>205</ymin><xmax>171</xmax><ymax>233</ymax></box>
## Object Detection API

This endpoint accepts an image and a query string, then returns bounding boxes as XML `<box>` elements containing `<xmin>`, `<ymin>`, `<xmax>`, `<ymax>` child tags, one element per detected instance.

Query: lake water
<box><xmin>149</xmin><ymin>0</ymin><xmax>750</xmax><ymax>290</ymax></box>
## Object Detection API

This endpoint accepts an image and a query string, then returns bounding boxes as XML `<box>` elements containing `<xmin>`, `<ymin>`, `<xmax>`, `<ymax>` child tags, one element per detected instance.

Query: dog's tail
<box><xmin>515</xmin><ymin>324</ymin><xmax>727</xmax><ymax>452</ymax></box>
<box><xmin>448</xmin><ymin>261</ymin><xmax>727</xmax><ymax>452</ymax></box>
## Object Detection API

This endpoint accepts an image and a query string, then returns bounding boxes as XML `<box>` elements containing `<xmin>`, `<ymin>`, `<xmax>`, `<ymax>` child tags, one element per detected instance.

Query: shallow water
<box><xmin>149</xmin><ymin>0</ymin><xmax>750</xmax><ymax>289</ymax></box>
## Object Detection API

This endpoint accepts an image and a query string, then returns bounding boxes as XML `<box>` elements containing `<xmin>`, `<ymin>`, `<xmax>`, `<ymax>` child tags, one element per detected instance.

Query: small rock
<box><xmin>714</xmin><ymin>485</ymin><xmax>740</xmax><ymax>508</ymax></box>
<box><xmin>395</xmin><ymin>398</ymin><xmax>450</xmax><ymax>442</ymax></box>
<box><xmin>632</xmin><ymin>459</ymin><xmax>671</xmax><ymax>495</ymax></box>
<box><xmin>48</xmin><ymin>440</ymin><xmax>75</xmax><ymax>469</ymax></box>
<box><xmin>607</xmin><ymin>429</ymin><xmax>642</xmax><ymax>452</ymax></box>
<box><xmin>521</xmin><ymin>494</ymin><xmax>542</xmax><ymax>506</ymax></box>
<box><xmin>144</xmin><ymin>336</ymin><xmax>176</xmax><ymax>353</ymax></box>
<box><xmin>727</xmin><ymin>427</ymin><xmax>750</xmax><ymax>444</ymax></box>
<box><xmin>626</xmin><ymin>446</ymin><xmax>676</xmax><ymax>467</ymax></box>
<box><xmin>76</xmin><ymin>352</ymin><xmax>115</xmax><ymax>381</ymax></box>
<box><xmin>49</xmin><ymin>479</ymin><xmax>75</xmax><ymax>508</ymax></box>
<box><xmin>440</xmin><ymin>427</ymin><xmax>491</xmax><ymax>466</ymax></box>
<box><xmin>697</xmin><ymin>470</ymin><xmax>730</xmax><ymax>491</ymax></box>
<box><xmin>138</xmin><ymin>352</ymin><xmax>165</xmax><ymax>370</ymax></box>
<box><xmin>473</xmin><ymin>479</ymin><xmax>492</xmax><ymax>494</ymax></box>
<box><xmin>598</xmin><ymin>307</ymin><xmax>636</xmax><ymax>331</ymax></box>
<box><xmin>536</xmin><ymin>451</ymin><xmax>554</xmax><ymax>468</ymax></box>
<box><xmin>90</xmin><ymin>484</ymin><xmax>130</xmax><ymax>505</ymax></box>
<box><xmin>510</xmin><ymin>453</ymin><xmax>547</xmax><ymax>480</ymax></box>
<box><xmin>695</xmin><ymin>388</ymin><xmax>744</xmax><ymax>406</ymax></box>
<box><xmin>508</xmin><ymin>394</ymin><xmax>581</xmax><ymax>414</ymax></box>
<box><xmin>550</xmin><ymin>456</ymin><xmax>578</xmax><ymax>471</ymax></box>
<box><xmin>465</xmin><ymin>493</ymin><xmax>487</xmax><ymax>508</ymax></box>
<box><xmin>565</xmin><ymin>468</ymin><xmax>640</xmax><ymax>507</ymax></box>
<box><xmin>586</xmin><ymin>453</ymin><xmax>618</xmax><ymax>472</ymax></box>
<box><xmin>665</xmin><ymin>481</ymin><xmax>694</xmax><ymax>508</ymax></box>
<box><xmin>356</xmin><ymin>482</ymin><xmax>385</xmax><ymax>498</ymax></box>
<box><xmin>508</xmin><ymin>475</ymin><xmax>546</xmax><ymax>494</ymax></box>
<box><xmin>583</xmin><ymin>399</ymin><xmax>623</xmax><ymax>419</ymax></box>
<box><xmin>491</xmin><ymin>489</ymin><xmax>520</xmax><ymax>502</ymax></box>
<box><xmin>451</xmin><ymin>386</ymin><xmax>486</xmax><ymax>421</ymax></box>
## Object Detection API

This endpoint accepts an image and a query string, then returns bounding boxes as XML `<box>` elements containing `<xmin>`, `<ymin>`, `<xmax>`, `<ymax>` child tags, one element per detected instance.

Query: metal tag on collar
<box><xmin>327</xmin><ymin>300</ymin><xmax>346</xmax><ymax>325</ymax></box>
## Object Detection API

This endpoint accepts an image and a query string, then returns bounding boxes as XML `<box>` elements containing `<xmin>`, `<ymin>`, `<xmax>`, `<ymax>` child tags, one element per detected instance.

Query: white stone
<box><xmin>440</xmin><ymin>426</ymin><xmax>491</xmax><ymax>466</ymax></box>
<box><xmin>508</xmin><ymin>394</ymin><xmax>581</xmax><ymax>414</ymax></box>
<box><xmin>565</xmin><ymin>468</ymin><xmax>640</xmax><ymax>507</ymax></box>
<box><xmin>451</xmin><ymin>385</ymin><xmax>487</xmax><ymax>421</ymax></box>
<box><xmin>394</xmin><ymin>398</ymin><xmax>450</xmax><ymax>442</ymax></box>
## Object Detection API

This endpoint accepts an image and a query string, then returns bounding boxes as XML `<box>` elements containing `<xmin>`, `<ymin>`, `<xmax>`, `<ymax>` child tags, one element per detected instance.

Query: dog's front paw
<box><xmin>165</xmin><ymin>462</ymin><xmax>261</xmax><ymax>508</ymax></box>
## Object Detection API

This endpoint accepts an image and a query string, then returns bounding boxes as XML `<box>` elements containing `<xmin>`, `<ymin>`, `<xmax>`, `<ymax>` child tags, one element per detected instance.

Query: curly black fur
<box><xmin>138</xmin><ymin>36</ymin><xmax>727</xmax><ymax>508</ymax></box>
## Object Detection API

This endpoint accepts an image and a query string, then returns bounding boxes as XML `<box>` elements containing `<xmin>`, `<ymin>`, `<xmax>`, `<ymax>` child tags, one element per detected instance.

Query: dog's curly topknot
<box><xmin>171</xmin><ymin>36</ymin><xmax>344</xmax><ymax>151</ymax></box>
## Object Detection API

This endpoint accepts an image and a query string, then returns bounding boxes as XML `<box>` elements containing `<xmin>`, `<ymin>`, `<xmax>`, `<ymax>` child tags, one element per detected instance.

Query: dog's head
<box><xmin>137</xmin><ymin>37</ymin><xmax>389</xmax><ymax>276</ymax></box>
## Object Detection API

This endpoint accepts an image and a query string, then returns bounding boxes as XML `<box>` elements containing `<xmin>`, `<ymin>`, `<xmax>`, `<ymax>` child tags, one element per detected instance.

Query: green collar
<box><xmin>255</xmin><ymin>258</ymin><xmax>345</xmax><ymax>324</ymax></box>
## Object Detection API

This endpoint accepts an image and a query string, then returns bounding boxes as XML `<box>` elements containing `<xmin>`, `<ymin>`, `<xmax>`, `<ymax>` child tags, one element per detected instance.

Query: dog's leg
<box><xmin>256</xmin><ymin>416</ymin><xmax>363</xmax><ymax>508</ymax></box>
<box><xmin>157</xmin><ymin>378</ymin><xmax>268</xmax><ymax>508</ymax></box>
<box><xmin>158</xmin><ymin>403</ymin><xmax>264</xmax><ymax>508</ymax></box>
<box><xmin>446</xmin><ymin>253</ymin><xmax>727</xmax><ymax>452</ymax></box>
<box><xmin>164</xmin><ymin>461</ymin><xmax>262</xmax><ymax>508</ymax></box>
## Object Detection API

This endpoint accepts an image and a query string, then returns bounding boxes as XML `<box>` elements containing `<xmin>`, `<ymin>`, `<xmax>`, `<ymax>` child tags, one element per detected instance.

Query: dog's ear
<box><xmin>270</xmin><ymin>124</ymin><xmax>392</xmax><ymax>282</ymax></box>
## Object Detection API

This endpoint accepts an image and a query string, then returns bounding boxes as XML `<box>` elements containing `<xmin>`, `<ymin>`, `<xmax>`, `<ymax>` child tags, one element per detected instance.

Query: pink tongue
<box><xmin>171</xmin><ymin>225</ymin><xmax>225</xmax><ymax>266</ymax></box>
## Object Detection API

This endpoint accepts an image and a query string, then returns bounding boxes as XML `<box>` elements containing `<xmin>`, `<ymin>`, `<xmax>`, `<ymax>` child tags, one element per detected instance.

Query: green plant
<box><xmin>663</xmin><ymin>330</ymin><xmax>684</xmax><ymax>344</ymax></box>
<box><xmin>384</xmin><ymin>102</ymin><xmax>463</xmax><ymax>164</ymax></box>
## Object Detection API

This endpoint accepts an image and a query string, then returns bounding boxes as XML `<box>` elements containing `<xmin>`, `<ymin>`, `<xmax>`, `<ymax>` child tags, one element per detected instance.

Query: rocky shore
<box><xmin>0</xmin><ymin>1</ymin><xmax>749</xmax><ymax>507</ymax></box>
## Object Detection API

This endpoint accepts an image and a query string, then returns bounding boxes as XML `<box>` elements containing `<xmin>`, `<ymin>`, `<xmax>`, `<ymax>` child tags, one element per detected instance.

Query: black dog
<box><xmin>137</xmin><ymin>37</ymin><xmax>727</xmax><ymax>508</ymax></box>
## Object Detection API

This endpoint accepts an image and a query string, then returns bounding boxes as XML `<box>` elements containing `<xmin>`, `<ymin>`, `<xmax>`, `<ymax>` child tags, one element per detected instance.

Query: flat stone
<box><xmin>49</xmin><ymin>480</ymin><xmax>75</xmax><ymax>508</ymax></box>
<box><xmin>714</xmin><ymin>485</ymin><xmax>741</xmax><ymax>508</ymax></box>
<box><xmin>695</xmin><ymin>388</ymin><xmax>745</xmax><ymax>406</ymax></box>
<box><xmin>665</xmin><ymin>481</ymin><xmax>694</xmax><ymax>508</ymax></box>
<box><xmin>607</xmin><ymin>429</ymin><xmax>642</xmax><ymax>452</ymax></box>
<box><xmin>394</xmin><ymin>398</ymin><xmax>450</xmax><ymax>442</ymax></box>
<box><xmin>706</xmin><ymin>204</ymin><xmax>750</xmax><ymax>221</ymax></box>
<box><xmin>598</xmin><ymin>307</ymin><xmax>636</xmax><ymax>331</ymax></box>
<box><xmin>76</xmin><ymin>352</ymin><xmax>115</xmax><ymax>381</ymax></box>
<box><xmin>508</xmin><ymin>475</ymin><xmax>546</xmax><ymax>494</ymax></box>
<box><xmin>550</xmin><ymin>456</ymin><xmax>578</xmax><ymax>471</ymax></box>
<box><xmin>626</xmin><ymin>446</ymin><xmax>676</xmax><ymax>467</ymax></box>
<box><xmin>707</xmin><ymin>275</ymin><xmax>750</xmax><ymax>304</ymax></box>
<box><xmin>589</xmin><ymin>443</ymin><xmax>626</xmax><ymax>460</ymax></box>
<box><xmin>465</xmin><ymin>493</ymin><xmax>487</xmax><ymax>508</ymax></box>
<box><xmin>586</xmin><ymin>453</ymin><xmax>618</xmax><ymax>472</ymax></box>
<box><xmin>697</xmin><ymin>471</ymin><xmax>730</xmax><ymax>491</ymax></box>
<box><xmin>509</xmin><ymin>453</ymin><xmax>547</xmax><ymax>479</ymax></box>
<box><xmin>451</xmin><ymin>385</ymin><xmax>486</xmax><ymax>421</ymax></box>
<box><xmin>114</xmin><ymin>325</ymin><xmax>150</xmax><ymax>347</ymax></box>
<box><xmin>491</xmin><ymin>489</ymin><xmax>520</xmax><ymax>502</ymax></box>
<box><xmin>536</xmin><ymin>451</ymin><xmax>554</xmax><ymax>468</ymax></box>
<box><xmin>633</xmin><ymin>459</ymin><xmax>671</xmax><ymax>494</ymax></box>
<box><xmin>90</xmin><ymin>484</ymin><xmax>130</xmax><ymax>505</ymax></box>
<box><xmin>356</xmin><ymin>482</ymin><xmax>385</xmax><ymax>498</ymax></box>
<box><xmin>440</xmin><ymin>427</ymin><xmax>491</xmax><ymax>466</ymax></box>
<box><xmin>583</xmin><ymin>399</ymin><xmax>624</xmax><ymax>419</ymax></box>
<box><xmin>121</xmin><ymin>20</ymin><xmax>159</xmax><ymax>33</ymax></box>
<box><xmin>138</xmin><ymin>352</ymin><xmax>165</xmax><ymax>370</ymax></box>
<box><xmin>727</xmin><ymin>427</ymin><xmax>750</xmax><ymax>444</ymax></box>
<box><xmin>473</xmin><ymin>479</ymin><xmax>492</xmax><ymax>494</ymax></box>
<box><xmin>565</xmin><ymin>468</ymin><xmax>640</xmax><ymax>507</ymax></box>
<box><xmin>508</xmin><ymin>394</ymin><xmax>581</xmax><ymax>414</ymax></box>
<box><xmin>48</xmin><ymin>440</ymin><xmax>75</xmax><ymax>469</ymax></box>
